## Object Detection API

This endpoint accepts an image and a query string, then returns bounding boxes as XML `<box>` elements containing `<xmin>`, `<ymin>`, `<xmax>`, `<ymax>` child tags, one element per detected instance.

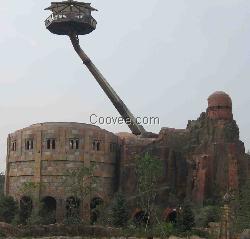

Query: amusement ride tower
<box><xmin>45</xmin><ymin>0</ymin><xmax>150</xmax><ymax>137</ymax></box>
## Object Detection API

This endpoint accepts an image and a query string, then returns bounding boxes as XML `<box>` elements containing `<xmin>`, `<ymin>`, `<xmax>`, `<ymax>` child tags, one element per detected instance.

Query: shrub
<box><xmin>63</xmin><ymin>216</ymin><xmax>81</xmax><ymax>225</ymax></box>
<box><xmin>177</xmin><ymin>200</ymin><xmax>195</xmax><ymax>232</ymax></box>
<box><xmin>153</xmin><ymin>222</ymin><xmax>174</xmax><ymax>237</ymax></box>
<box><xmin>40</xmin><ymin>210</ymin><xmax>56</xmax><ymax>225</ymax></box>
<box><xmin>26</xmin><ymin>207</ymin><xmax>43</xmax><ymax>225</ymax></box>
<box><xmin>122</xmin><ymin>222</ymin><xmax>175</xmax><ymax>238</ymax></box>
<box><xmin>195</xmin><ymin>205</ymin><xmax>221</xmax><ymax>227</ymax></box>
<box><xmin>0</xmin><ymin>195</ymin><xmax>18</xmax><ymax>223</ymax></box>
<box><xmin>0</xmin><ymin>231</ymin><xmax>6</xmax><ymax>238</ymax></box>
<box><xmin>234</xmin><ymin>178</ymin><xmax>250</xmax><ymax>232</ymax></box>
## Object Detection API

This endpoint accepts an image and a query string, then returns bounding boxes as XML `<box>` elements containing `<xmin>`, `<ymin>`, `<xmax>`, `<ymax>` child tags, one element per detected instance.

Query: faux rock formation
<box><xmin>120</xmin><ymin>91</ymin><xmax>249</xmax><ymax>204</ymax></box>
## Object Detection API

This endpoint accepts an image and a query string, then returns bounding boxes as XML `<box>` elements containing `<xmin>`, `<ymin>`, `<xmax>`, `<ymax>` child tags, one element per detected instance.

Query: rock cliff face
<box><xmin>185</xmin><ymin>113</ymin><xmax>247</xmax><ymax>203</ymax></box>
<box><xmin>119</xmin><ymin>92</ymin><xmax>249</xmax><ymax>205</ymax></box>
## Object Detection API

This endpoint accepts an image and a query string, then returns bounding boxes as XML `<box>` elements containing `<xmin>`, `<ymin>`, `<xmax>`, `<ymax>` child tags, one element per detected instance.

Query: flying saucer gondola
<box><xmin>45</xmin><ymin>0</ymin><xmax>97</xmax><ymax>35</ymax></box>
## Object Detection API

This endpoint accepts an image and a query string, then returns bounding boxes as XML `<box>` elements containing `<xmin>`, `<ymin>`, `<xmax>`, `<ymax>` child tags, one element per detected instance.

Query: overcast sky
<box><xmin>0</xmin><ymin>0</ymin><xmax>250</xmax><ymax>171</ymax></box>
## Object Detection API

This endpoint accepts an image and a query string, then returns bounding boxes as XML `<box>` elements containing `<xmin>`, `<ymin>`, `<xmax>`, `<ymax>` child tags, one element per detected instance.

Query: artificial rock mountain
<box><xmin>119</xmin><ymin>91</ymin><xmax>250</xmax><ymax>205</ymax></box>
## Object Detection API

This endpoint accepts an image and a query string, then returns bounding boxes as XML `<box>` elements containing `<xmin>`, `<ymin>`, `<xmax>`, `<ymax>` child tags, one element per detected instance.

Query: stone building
<box><xmin>4</xmin><ymin>91</ymin><xmax>250</xmax><ymax>222</ymax></box>
<box><xmin>5</xmin><ymin>122</ymin><xmax>120</xmax><ymax>222</ymax></box>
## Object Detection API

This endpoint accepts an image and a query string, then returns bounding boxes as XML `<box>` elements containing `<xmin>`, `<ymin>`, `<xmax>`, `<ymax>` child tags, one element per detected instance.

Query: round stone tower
<box><xmin>207</xmin><ymin>91</ymin><xmax>233</xmax><ymax>120</ymax></box>
<box><xmin>5</xmin><ymin>122</ymin><xmax>120</xmax><ymax>222</ymax></box>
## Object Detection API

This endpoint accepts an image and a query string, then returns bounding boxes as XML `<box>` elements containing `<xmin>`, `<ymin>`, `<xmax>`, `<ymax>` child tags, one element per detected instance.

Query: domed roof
<box><xmin>208</xmin><ymin>91</ymin><xmax>232</xmax><ymax>108</ymax></box>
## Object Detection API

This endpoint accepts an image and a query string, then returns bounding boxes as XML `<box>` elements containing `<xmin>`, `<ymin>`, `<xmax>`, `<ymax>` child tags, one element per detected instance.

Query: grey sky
<box><xmin>0</xmin><ymin>0</ymin><xmax>250</xmax><ymax>171</ymax></box>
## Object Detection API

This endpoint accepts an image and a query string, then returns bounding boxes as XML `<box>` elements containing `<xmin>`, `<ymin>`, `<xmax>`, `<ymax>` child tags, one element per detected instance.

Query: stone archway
<box><xmin>40</xmin><ymin>196</ymin><xmax>57</xmax><ymax>224</ymax></box>
<box><xmin>66</xmin><ymin>196</ymin><xmax>80</xmax><ymax>220</ymax></box>
<box><xmin>20</xmin><ymin>196</ymin><xmax>33</xmax><ymax>224</ymax></box>
<box><xmin>90</xmin><ymin>197</ymin><xmax>104</xmax><ymax>224</ymax></box>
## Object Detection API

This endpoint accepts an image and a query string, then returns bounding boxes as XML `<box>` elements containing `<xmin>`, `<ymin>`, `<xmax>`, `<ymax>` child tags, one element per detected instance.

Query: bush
<box><xmin>183</xmin><ymin>203</ymin><xmax>195</xmax><ymax>230</ymax></box>
<box><xmin>171</xmin><ymin>228</ymin><xmax>210</xmax><ymax>238</ymax></box>
<box><xmin>11</xmin><ymin>213</ymin><xmax>22</xmax><ymax>226</ymax></box>
<box><xmin>40</xmin><ymin>210</ymin><xmax>56</xmax><ymax>225</ymax></box>
<box><xmin>195</xmin><ymin>205</ymin><xmax>221</xmax><ymax>227</ymax></box>
<box><xmin>97</xmin><ymin>205</ymin><xmax>112</xmax><ymax>226</ymax></box>
<box><xmin>63</xmin><ymin>205</ymin><xmax>82</xmax><ymax>225</ymax></box>
<box><xmin>0</xmin><ymin>195</ymin><xmax>18</xmax><ymax>223</ymax></box>
<box><xmin>234</xmin><ymin>178</ymin><xmax>250</xmax><ymax>232</ymax></box>
<box><xmin>63</xmin><ymin>214</ymin><xmax>82</xmax><ymax>225</ymax></box>
<box><xmin>0</xmin><ymin>231</ymin><xmax>6</xmax><ymax>238</ymax></box>
<box><xmin>27</xmin><ymin>207</ymin><xmax>43</xmax><ymax>225</ymax></box>
<box><xmin>153</xmin><ymin>222</ymin><xmax>175</xmax><ymax>237</ymax></box>
<box><xmin>192</xmin><ymin>229</ymin><xmax>210</xmax><ymax>238</ymax></box>
<box><xmin>177</xmin><ymin>200</ymin><xmax>195</xmax><ymax>232</ymax></box>
<box><xmin>122</xmin><ymin>222</ymin><xmax>175</xmax><ymax>238</ymax></box>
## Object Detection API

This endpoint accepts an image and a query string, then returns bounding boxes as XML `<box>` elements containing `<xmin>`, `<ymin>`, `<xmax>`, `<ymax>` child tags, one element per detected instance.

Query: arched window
<box><xmin>11</xmin><ymin>140</ymin><xmax>17</xmax><ymax>151</ymax></box>
<box><xmin>69</xmin><ymin>138</ymin><xmax>80</xmax><ymax>150</ymax></box>
<box><xmin>96</xmin><ymin>142</ymin><xmax>100</xmax><ymax>151</ymax></box>
<box><xmin>46</xmin><ymin>139</ymin><xmax>56</xmax><ymax>150</ymax></box>
<box><xmin>25</xmin><ymin>139</ymin><xmax>34</xmax><ymax>150</ymax></box>
<box><xmin>92</xmin><ymin>140</ymin><xmax>101</xmax><ymax>151</ymax></box>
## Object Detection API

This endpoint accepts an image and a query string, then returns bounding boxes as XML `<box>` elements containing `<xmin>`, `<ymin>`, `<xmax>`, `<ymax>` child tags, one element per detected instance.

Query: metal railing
<box><xmin>45</xmin><ymin>13</ymin><xmax>97</xmax><ymax>28</ymax></box>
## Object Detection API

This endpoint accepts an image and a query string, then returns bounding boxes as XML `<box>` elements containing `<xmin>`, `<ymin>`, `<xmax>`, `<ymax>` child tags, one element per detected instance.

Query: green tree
<box><xmin>63</xmin><ymin>163</ymin><xmax>97</xmax><ymax>224</ymax></box>
<box><xmin>19</xmin><ymin>182</ymin><xmax>42</xmax><ymax>225</ymax></box>
<box><xmin>19</xmin><ymin>181</ymin><xmax>41</xmax><ymax>203</ymax></box>
<box><xmin>64</xmin><ymin>164</ymin><xmax>97</xmax><ymax>200</ymax></box>
<box><xmin>0</xmin><ymin>195</ymin><xmax>18</xmax><ymax>223</ymax></box>
<box><xmin>135</xmin><ymin>153</ymin><xmax>163</xmax><ymax>228</ymax></box>
<box><xmin>179</xmin><ymin>201</ymin><xmax>195</xmax><ymax>231</ymax></box>
<box><xmin>111</xmin><ymin>192</ymin><xmax>129</xmax><ymax>227</ymax></box>
<box><xmin>234</xmin><ymin>178</ymin><xmax>250</xmax><ymax>231</ymax></box>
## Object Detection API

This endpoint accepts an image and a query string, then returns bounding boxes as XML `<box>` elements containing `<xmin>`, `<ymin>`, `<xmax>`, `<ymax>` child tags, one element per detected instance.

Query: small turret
<box><xmin>207</xmin><ymin>91</ymin><xmax>233</xmax><ymax>120</ymax></box>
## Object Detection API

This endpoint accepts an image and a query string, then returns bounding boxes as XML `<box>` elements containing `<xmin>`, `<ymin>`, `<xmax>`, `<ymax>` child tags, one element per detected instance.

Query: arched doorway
<box><xmin>163</xmin><ymin>208</ymin><xmax>178</xmax><ymax>224</ymax></box>
<box><xmin>133</xmin><ymin>210</ymin><xmax>149</xmax><ymax>226</ymax></box>
<box><xmin>167</xmin><ymin>209</ymin><xmax>177</xmax><ymax>223</ymax></box>
<box><xmin>20</xmin><ymin>196</ymin><xmax>33</xmax><ymax>224</ymax></box>
<box><xmin>40</xmin><ymin>196</ymin><xmax>57</xmax><ymax>224</ymax></box>
<box><xmin>90</xmin><ymin>197</ymin><xmax>103</xmax><ymax>224</ymax></box>
<box><xmin>66</xmin><ymin>197</ymin><xmax>80</xmax><ymax>221</ymax></box>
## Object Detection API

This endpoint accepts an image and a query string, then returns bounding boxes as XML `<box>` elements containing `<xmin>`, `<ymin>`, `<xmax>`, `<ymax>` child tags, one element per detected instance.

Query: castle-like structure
<box><xmin>5</xmin><ymin>91</ymin><xmax>250</xmax><ymax>222</ymax></box>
